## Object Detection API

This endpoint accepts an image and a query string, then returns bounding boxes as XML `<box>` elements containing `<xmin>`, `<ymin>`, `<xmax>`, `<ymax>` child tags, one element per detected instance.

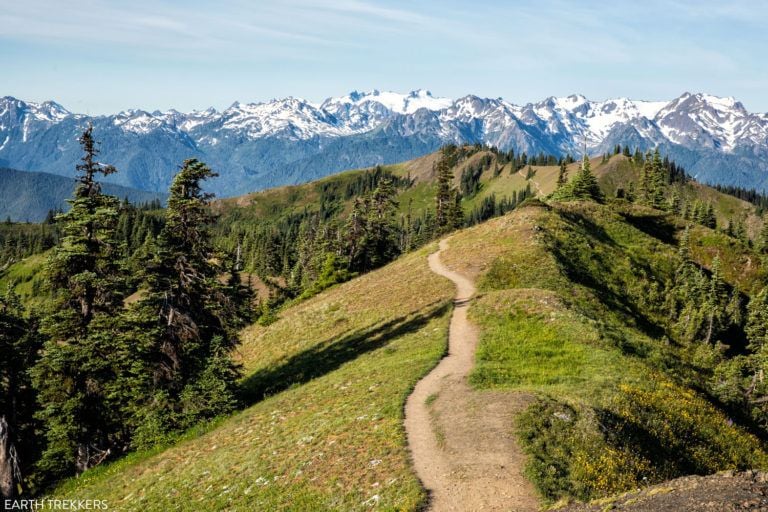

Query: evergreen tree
<box><xmin>435</xmin><ymin>153</ymin><xmax>463</xmax><ymax>234</ymax></box>
<box><xmin>668</xmin><ymin>189</ymin><xmax>681</xmax><ymax>214</ymax></box>
<box><xmin>447</xmin><ymin>190</ymin><xmax>464</xmax><ymax>229</ymax></box>
<box><xmin>703</xmin><ymin>255</ymin><xmax>726</xmax><ymax>344</ymax></box>
<box><xmin>738</xmin><ymin>288</ymin><xmax>768</xmax><ymax>411</ymax></box>
<box><xmin>649</xmin><ymin>149</ymin><xmax>666</xmax><ymax>208</ymax></box>
<box><xmin>0</xmin><ymin>288</ymin><xmax>41</xmax><ymax>498</ymax></box>
<box><xmin>556</xmin><ymin>160</ymin><xmax>568</xmax><ymax>189</ymax></box>
<box><xmin>678</xmin><ymin>225</ymin><xmax>691</xmax><ymax>260</ymax></box>
<box><xmin>553</xmin><ymin>155</ymin><xmax>603</xmax><ymax>202</ymax></box>
<box><xmin>435</xmin><ymin>156</ymin><xmax>454</xmax><ymax>232</ymax></box>
<box><xmin>346</xmin><ymin>196</ymin><xmax>369</xmax><ymax>269</ymax></box>
<box><xmin>32</xmin><ymin>125</ymin><xmax>129</xmax><ymax>478</ymax></box>
<box><xmin>359</xmin><ymin>177</ymin><xmax>400</xmax><ymax>270</ymax></box>
<box><xmin>746</xmin><ymin>287</ymin><xmax>768</xmax><ymax>371</ymax></box>
<box><xmin>704</xmin><ymin>203</ymin><xmax>717</xmax><ymax>229</ymax></box>
<box><xmin>639</xmin><ymin>150</ymin><xmax>653</xmax><ymax>204</ymax></box>
<box><xmin>759</xmin><ymin>215</ymin><xmax>768</xmax><ymax>253</ymax></box>
<box><xmin>129</xmin><ymin>159</ymin><xmax>241</xmax><ymax>446</ymax></box>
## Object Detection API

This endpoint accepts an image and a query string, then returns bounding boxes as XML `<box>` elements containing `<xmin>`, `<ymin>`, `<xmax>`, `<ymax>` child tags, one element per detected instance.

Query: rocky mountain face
<box><xmin>2</xmin><ymin>90</ymin><xmax>768</xmax><ymax>196</ymax></box>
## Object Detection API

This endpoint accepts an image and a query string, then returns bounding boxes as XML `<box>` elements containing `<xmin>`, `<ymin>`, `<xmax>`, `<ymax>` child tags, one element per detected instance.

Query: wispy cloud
<box><xmin>0</xmin><ymin>0</ymin><xmax>448</xmax><ymax>53</ymax></box>
<box><xmin>2</xmin><ymin>0</ymin><xmax>768</xmax><ymax>112</ymax></box>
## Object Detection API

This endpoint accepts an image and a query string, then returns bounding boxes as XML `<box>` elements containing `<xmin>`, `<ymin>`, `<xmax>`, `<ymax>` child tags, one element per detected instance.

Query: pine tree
<box><xmin>361</xmin><ymin>177</ymin><xmax>400</xmax><ymax>270</ymax></box>
<box><xmin>447</xmin><ymin>190</ymin><xmax>464</xmax><ymax>229</ymax></box>
<box><xmin>435</xmin><ymin>154</ymin><xmax>460</xmax><ymax>234</ymax></box>
<box><xmin>556</xmin><ymin>160</ymin><xmax>568</xmax><ymax>189</ymax></box>
<box><xmin>704</xmin><ymin>203</ymin><xmax>717</xmax><ymax>229</ymax></box>
<box><xmin>33</xmin><ymin>125</ymin><xmax>129</xmax><ymax>478</ymax></box>
<box><xmin>0</xmin><ymin>288</ymin><xmax>41</xmax><ymax>498</ymax></box>
<box><xmin>649</xmin><ymin>148</ymin><xmax>666</xmax><ymax>208</ymax></box>
<box><xmin>746</xmin><ymin>287</ymin><xmax>768</xmax><ymax>380</ymax></box>
<box><xmin>554</xmin><ymin>155</ymin><xmax>603</xmax><ymax>202</ymax></box>
<box><xmin>741</xmin><ymin>287</ymin><xmax>768</xmax><ymax>407</ymax></box>
<box><xmin>703</xmin><ymin>255</ymin><xmax>726</xmax><ymax>344</ymax></box>
<box><xmin>128</xmin><ymin>159</ymin><xmax>241</xmax><ymax>446</ymax></box>
<box><xmin>639</xmin><ymin>150</ymin><xmax>653</xmax><ymax>204</ymax></box>
<box><xmin>678</xmin><ymin>225</ymin><xmax>692</xmax><ymax>261</ymax></box>
<box><xmin>668</xmin><ymin>189</ymin><xmax>681</xmax><ymax>214</ymax></box>
<box><xmin>346</xmin><ymin>196</ymin><xmax>369</xmax><ymax>269</ymax></box>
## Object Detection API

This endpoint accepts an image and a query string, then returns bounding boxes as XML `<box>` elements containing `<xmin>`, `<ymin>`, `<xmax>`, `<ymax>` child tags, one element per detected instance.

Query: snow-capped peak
<box><xmin>553</xmin><ymin>94</ymin><xmax>589</xmax><ymax>110</ymax></box>
<box><xmin>218</xmin><ymin>97</ymin><xmax>345</xmax><ymax>139</ymax></box>
<box><xmin>112</xmin><ymin>109</ymin><xmax>170</xmax><ymax>134</ymax></box>
<box><xmin>323</xmin><ymin>89</ymin><xmax>453</xmax><ymax>115</ymax></box>
<box><xmin>2</xmin><ymin>89</ymin><xmax>766</xmax><ymax>156</ymax></box>
<box><xmin>0</xmin><ymin>96</ymin><xmax>71</xmax><ymax>123</ymax></box>
<box><xmin>654</xmin><ymin>92</ymin><xmax>762</xmax><ymax>151</ymax></box>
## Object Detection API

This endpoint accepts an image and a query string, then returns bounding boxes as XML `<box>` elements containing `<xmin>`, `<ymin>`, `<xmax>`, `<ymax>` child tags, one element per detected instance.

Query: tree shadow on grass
<box><xmin>239</xmin><ymin>299</ymin><xmax>451</xmax><ymax>405</ymax></box>
<box><xmin>542</xmin><ymin>219</ymin><xmax>668</xmax><ymax>343</ymax></box>
<box><xmin>558</xmin><ymin>209</ymin><xmax>616</xmax><ymax>247</ymax></box>
<box><xmin>619</xmin><ymin>210</ymin><xmax>679</xmax><ymax>245</ymax></box>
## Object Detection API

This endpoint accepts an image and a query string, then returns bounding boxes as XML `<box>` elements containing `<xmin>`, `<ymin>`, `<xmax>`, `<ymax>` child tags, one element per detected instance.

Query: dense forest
<box><xmin>0</xmin><ymin>127</ymin><xmax>253</xmax><ymax>497</ymax></box>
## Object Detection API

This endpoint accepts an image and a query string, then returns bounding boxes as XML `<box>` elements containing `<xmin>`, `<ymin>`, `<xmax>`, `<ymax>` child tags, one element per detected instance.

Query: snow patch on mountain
<box><xmin>326</xmin><ymin>89</ymin><xmax>452</xmax><ymax>115</ymax></box>
<box><xmin>2</xmin><ymin>89</ymin><xmax>768</xmax><ymax>176</ymax></box>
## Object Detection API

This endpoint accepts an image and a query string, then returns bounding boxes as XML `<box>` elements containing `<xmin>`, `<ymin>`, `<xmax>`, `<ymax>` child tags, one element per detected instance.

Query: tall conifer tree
<box><xmin>33</xmin><ymin>125</ymin><xmax>128</xmax><ymax>477</ymax></box>
<box><xmin>129</xmin><ymin>159</ymin><xmax>240</xmax><ymax>445</ymax></box>
<box><xmin>435</xmin><ymin>156</ymin><xmax>454</xmax><ymax>233</ymax></box>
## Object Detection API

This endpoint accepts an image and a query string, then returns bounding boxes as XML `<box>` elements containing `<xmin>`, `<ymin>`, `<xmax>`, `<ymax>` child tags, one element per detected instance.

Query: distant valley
<box><xmin>0</xmin><ymin>167</ymin><xmax>165</xmax><ymax>221</ymax></box>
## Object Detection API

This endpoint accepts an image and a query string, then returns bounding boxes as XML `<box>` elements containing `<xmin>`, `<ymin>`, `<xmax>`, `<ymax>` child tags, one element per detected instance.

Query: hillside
<box><xmin>0</xmin><ymin>167</ymin><xmax>165</xmax><ymax>222</ymax></box>
<box><xmin>213</xmin><ymin>148</ymin><xmax>765</xmax><ymax>280</ymax></box>
<box><xmin>4</xmin><ymin>146</ymin><xmax>768</xmax><ymax>510</ymax></box>
<box><xmin>50</xmin><ymin>245</ymin><xmax>455</xmax><ymax>510</ymax></box>
<box><xmin>47</xmin><ymin>197</ymin><xmax>768</xmax><ymax>510</ymax></box>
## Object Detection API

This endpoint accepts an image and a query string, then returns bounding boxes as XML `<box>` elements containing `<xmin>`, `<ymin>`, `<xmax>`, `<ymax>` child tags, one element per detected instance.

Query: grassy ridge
<box><xmin>18</xmin><ymin>148</ymin><xmax>768</xmax><ymax>509</ymax></box>
<box><xmin>441</xmin><ymin>202</ymin><xmax>768</xmax><ymax>503</ymax></box>
<box><xmin>214</xmin><ymin>149</ymin><xmax>535</xmax><ymax>227</ymax></box>
<box><xmin>595</xmin><ymin>155</ymin><xmax>762</xmax><ymax>238</ymax></box>
<box><xmin>51</xmin><ymin>245</ymin><xmax>454</xmax><ymax>511</ymax></box>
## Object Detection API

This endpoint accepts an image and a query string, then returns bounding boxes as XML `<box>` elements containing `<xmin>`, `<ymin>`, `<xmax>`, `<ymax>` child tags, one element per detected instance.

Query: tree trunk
<box><xmin>0</xmin><ymin>416</ymin><xmax>17</xmax><ymax>499</ymax></box>
<box><xmin>704</xmin><ymin>311</ymin><xmax>714</xmax><ymax>345</ymax></box>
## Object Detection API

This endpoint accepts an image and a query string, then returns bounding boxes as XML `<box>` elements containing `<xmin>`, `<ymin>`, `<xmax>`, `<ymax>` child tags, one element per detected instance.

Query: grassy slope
<box><xmin>595</xmin><ymin>155</ymin><xmax>763</xmax><ymax>238</ymax></box>
<box><xmin>52</xmin><ymin>245</ymin><xmax>454</xmax><ymax>511</ymax></box>
<box><xmin>214</xmin><ymin>149</ymin><xmax>537</xmax><ymax>225</ymax></box>
<box><xmin>213</xmin><ymin>151</ymin><xmax>764</xmax><ymax>256</ymax></box>
<box><xmin>0</xmin><ymin>252</ymin><xmax>47</xmax><ymax>306</ymax></box>
<box><xmin>441</xmin><ymin>201</ymin><xmax>768</xmax><ymax>503</ymax></box>
<box><xmin>27</xmin><ymin>149</ymin><xmax>768</xmax><ymax>509</ymax></box>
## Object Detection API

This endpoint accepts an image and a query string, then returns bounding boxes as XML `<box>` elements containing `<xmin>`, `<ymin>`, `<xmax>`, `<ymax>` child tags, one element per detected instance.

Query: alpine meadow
<box><xmin>4</xmin><ymin>1</ymin><xmax>768</xmax><ymax>511</ymax></box>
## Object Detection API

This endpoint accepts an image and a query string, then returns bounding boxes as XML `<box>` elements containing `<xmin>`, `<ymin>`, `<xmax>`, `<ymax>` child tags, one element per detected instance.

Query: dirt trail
<box><xmin>517</xmin><ymin>168</ymin><xmax>543</xmax><ymax>196</ymax></box>
<box><xmin>404</xmin><ymin>239</ymin><xmax>539</xmax><ymax>511</ymax></box>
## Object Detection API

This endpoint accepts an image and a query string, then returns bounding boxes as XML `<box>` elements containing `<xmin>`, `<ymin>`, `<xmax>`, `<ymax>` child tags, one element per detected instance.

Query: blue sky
<box><xmin>1</xmin><ymin>0</ymin><xmax>767</xmax><ymax>114</ymax></box>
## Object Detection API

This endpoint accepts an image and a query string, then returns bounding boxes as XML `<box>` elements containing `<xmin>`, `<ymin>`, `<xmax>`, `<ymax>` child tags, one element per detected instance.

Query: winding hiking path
<box><xmin>517</xmin><ymin>167</ymin><xmax>544</xmax><ymax>196</ymax></box>
<box><xmin>404</xmin><ymin>239</ymin><xmax>539</xmax><ymax>511</ymax></box>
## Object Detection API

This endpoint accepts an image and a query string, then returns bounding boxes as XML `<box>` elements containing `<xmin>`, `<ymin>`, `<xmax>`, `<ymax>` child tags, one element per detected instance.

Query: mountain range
<box><xmin>2</xmin><ymin>89</ymin><xmax>768</xmax><ymax>196</ymax></box>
